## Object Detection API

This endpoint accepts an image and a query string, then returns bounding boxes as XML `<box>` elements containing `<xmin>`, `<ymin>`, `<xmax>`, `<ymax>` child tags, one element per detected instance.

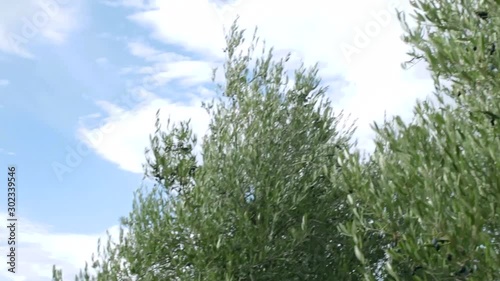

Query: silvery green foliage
<box><xmin>52</xmin><ymin>20</ymin><xmax>385</xmax><ymax>281</ymax></box>
<box><xmin>339</xmin><ymin>0</ymin><xmax>499</xmax><ymax>280</ymax></box>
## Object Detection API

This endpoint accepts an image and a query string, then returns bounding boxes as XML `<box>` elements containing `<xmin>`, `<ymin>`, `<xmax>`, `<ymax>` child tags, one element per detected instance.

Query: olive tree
<box><xmin>53</xmin><ymin>20</ymin><xmax>386</xmax><ymax>281</ymax></box>
<box><xmin>339</xmin><ymin>0</ymin><xmax>500</xmax><ymax>280</ymax></box>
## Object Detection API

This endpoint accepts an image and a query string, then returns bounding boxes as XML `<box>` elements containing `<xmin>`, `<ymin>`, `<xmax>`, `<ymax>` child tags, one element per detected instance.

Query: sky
<box><xmin>0</xmin><ymin>0</ymin><xmax>435</xmax><ymax>280</ymax></box>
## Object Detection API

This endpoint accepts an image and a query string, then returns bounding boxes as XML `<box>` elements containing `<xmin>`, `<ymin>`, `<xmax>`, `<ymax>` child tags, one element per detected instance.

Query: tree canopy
<box><xmin>340</xmin><ymin>0</ymin><xmax>499</xmax><ymax>280</ymax></box>
<box><xmin>53</xmin><ymin>0</ymin><xmax>499</xmax><ymax>280</ymax></box>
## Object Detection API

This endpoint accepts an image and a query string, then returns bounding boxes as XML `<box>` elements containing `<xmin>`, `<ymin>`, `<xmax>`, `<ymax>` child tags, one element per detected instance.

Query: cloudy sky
<box><xmin>0</xmin><ymin>0</ymin><xmax>435</xmax><ymax>280</ymax></box>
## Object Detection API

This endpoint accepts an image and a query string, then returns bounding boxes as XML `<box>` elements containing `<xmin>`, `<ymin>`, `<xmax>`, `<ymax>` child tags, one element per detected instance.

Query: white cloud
<box><xmin>0</xmin><ymin>212</ymin><xmax>121</xmax><ymax>281</ymax></box>
<box><xmin>78</xmin><ymin>90</ymin><xmax>210</xmax><ymax>174</ymax></box>
<box><xmin>81</xmin><ymin>0</ymin><xmax>434</xmax><ymax>172</ymax></box>
<box><xmin>150</xmin><ymin>60</ymin><xmax>215</xmax><ymax>86</ymax></box>
<box><xmin>126</xmin><ymin>41</ymin><xmax>216</xmax><ymax>87</ymax></box>
<box><xmin>95</xmin><ymin>57</ymin><xmax>109</xmax><ymax>65</ymax></box>
<box><xmin>0</xmin><ymin>79</ymin><xmax>9</xmax><ymax>86</ymax></box>
<box><xmin>0</xmin><ymin>0</ymin><xmax>85</xmax><ymax>58</ymax></box>
<box><xmin>128</xmin><ymin>40</ymin><xmax>162</xmax><ymax>59</ymax></box>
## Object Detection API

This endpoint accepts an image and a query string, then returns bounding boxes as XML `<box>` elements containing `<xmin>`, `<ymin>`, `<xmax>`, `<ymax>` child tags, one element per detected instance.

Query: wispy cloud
<box><xmin>127</xmin><ymin>41</ymin><xmax>162</xmax><ymax>59</ymax></box>
<box><xmin>4</xmin><ymin>1</ymin><xmax>441</xmax><ymax>280</ymax></box>
<box><xmin>95</xmin><ymin>57</ymin><xmax>108</xmax><ymax>65</ymax></box>
<box><xmin>0</xmin><ymin>148</ymin><xmax>15</xmax><ymax>155</ymax></box>
<box><xmin>125</xmin><ymin>41</ymin><xmax>216</xmax><ymax>87</ymax></box>
<box><xmin>102</xmin><ymin>0</ymin><xmax>158</xmax><ymax>10</ymax></box>
<box><xmin>0</xmin><ymin>212</ymin><xmax>121</xmax><ymax>280</ymax></box>
<box><xmin>77</xmin><ymin>0</ymin><xmax>433</xmax><ymax>173</ymax></box>
<box><xmin>0</xmin><ymin>0</ymin><xmax>85</xmax><ymax>58</ymax></box>
<box><xmin>0</xmin><ymin>79</ymin><xmax>9</xmax><ymax>86</ymax></box>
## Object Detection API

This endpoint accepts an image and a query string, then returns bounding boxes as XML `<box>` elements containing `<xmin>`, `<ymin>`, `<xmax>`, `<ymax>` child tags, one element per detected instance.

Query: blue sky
<box><xmin>0</xmin><ymin>0</ymin><xmax>434</xmax><ymax>280</ymax></box>
<box><xmin>0</xmin><ymin>2</ymin><xmax>154</xmax><ymax>233</ymax></box>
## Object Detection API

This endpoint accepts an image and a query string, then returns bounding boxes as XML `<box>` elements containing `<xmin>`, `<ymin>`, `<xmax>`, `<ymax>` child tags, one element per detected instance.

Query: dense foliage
<box><xmin>53</xmin><ymin>21</ymin><xmax>384</xmax><ymax>281</ymax></box>
<box><xmin>53</xmin><ymin>0</ymin><xmax>499</xmax><ymax>280</ymax></box>
<box><xmin>339</xmin><ymin>0</ymin><xmax>499</xmax><ymax>280</ymax></box>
